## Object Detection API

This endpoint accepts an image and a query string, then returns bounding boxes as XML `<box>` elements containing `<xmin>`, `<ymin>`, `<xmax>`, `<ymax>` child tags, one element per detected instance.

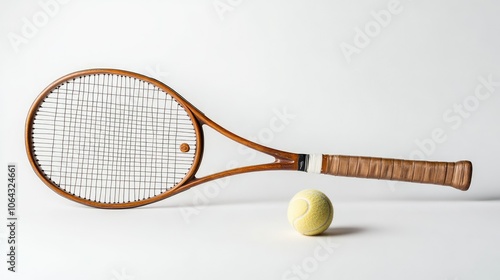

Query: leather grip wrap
<box><xmin>322</xmin><ymin>155</ymin><xmax>472</xmax><ymax>190</ymax></box>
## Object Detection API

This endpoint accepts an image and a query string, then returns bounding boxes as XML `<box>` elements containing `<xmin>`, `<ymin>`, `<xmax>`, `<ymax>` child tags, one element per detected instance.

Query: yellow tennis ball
<box><xmin>287</xmin><ymin>189</ymin><xmax>333</xmax><ymax>236</ymax></box>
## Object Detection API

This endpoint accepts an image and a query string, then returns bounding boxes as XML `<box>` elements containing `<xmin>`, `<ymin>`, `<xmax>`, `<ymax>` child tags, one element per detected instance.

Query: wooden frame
<box><xmin>26</xmin><ymin>69</ymin><xmax>302</xmax><ymax>208</ymax></box>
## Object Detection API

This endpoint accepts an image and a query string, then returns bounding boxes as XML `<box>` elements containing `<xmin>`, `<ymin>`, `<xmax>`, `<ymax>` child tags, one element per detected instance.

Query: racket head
<box><xmin>26</xmin><ymin>69</ymin><xmax>203</xmax><ymax>208</ymax></box>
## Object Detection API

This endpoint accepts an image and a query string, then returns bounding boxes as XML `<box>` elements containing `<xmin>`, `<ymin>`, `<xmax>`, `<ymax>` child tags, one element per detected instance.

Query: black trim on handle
<box><xmin>298</xmin><ymin>154</ymin><xmax>307</xmax><ymax>171</ymax></box>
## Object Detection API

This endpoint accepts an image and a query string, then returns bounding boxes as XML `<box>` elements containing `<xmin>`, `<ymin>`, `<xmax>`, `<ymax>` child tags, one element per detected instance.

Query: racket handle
<box><xmin>309</xmin><ymin>155</ymin><xmax>472</xmax><ymax>190</ymax></box>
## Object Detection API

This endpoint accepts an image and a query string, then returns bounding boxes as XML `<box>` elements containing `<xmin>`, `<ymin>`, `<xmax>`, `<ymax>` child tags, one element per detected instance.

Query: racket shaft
<box><xmin>312</xmin><ymin>155</ymin><xmax>472</xmax><ymax>190</ymax></box>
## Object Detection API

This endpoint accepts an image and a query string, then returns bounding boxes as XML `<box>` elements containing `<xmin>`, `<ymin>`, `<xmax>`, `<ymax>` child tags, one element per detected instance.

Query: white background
<box><xmin>1</xmin><ymin>0</ymin><xmax>500</xmax><ymax>279</ymax></box>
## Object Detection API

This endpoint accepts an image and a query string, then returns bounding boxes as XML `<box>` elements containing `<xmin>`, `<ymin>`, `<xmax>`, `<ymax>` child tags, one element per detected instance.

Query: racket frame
<box><xmin>26</xmin><ymin>69</ymin><xmax>303</xmax><ymax>208</ymax></box>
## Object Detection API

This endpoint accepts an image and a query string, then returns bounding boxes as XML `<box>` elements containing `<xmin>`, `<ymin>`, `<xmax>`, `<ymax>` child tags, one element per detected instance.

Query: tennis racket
<box><xmin>26</xmin><ymin>69</ymin><xmax>473</xmax><ymax>208</ymax></box>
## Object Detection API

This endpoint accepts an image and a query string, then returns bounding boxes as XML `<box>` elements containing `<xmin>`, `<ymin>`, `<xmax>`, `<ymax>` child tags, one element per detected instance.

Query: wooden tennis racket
<box><xmin>26</xmin><ymin>69</ymin><xmax>473</xmax><ymax>208</ymax></box>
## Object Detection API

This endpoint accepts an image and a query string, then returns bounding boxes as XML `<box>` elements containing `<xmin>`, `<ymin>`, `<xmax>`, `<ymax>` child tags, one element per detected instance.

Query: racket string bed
<box><xmin>31</xmin><ymin>74</ymin><xmax>197</xmax><ymax>204</ymax></box>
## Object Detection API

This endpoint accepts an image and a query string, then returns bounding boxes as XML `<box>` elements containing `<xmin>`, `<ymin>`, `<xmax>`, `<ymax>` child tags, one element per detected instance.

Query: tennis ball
<box><xmin>287</xmin><ymin>189</ymin><xmax>333</xmax><ymax>236</ymax></box>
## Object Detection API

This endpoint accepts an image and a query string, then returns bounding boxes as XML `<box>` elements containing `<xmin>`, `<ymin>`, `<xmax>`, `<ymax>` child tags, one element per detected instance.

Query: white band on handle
<box><xmin>306</xmin><ymin>154</ymin><xmax>323</xmax><ymax>174</ymax></box>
